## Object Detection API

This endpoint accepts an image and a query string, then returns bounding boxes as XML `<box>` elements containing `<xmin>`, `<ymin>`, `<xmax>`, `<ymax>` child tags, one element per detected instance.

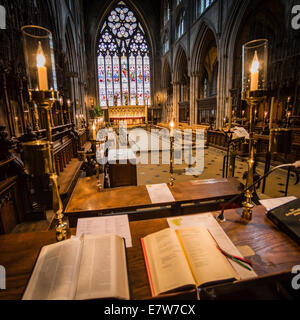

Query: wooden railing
<box><xmin>53</xmin><ymin>137</ymin><xmax>74</xmax><ymax>176</ymax></box>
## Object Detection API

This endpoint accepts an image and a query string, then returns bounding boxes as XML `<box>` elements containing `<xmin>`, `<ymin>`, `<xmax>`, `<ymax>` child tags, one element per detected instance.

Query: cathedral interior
<box><xmin>0</xmin><ymin>0</ymin><xmax>300</xmax><ymax>302</ymax></box>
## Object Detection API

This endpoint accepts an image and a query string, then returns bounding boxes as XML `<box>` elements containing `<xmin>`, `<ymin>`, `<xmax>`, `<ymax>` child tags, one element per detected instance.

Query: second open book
<box><xmin>141</xmin><ymin>226</ymin><xmax>254</xmax><ymax>297</ymax></box>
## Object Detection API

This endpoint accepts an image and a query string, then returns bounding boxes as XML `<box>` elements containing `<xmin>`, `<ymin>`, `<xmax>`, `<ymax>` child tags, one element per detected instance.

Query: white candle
<box><xmin>36</xmin><ymin>42</ymin><xmax>48</xmax><ymax>91</ymax></box>
<box><xmin>250</xmin><ymin>50</ymin><xmax>259</xmax><ymax>92</ymax></box>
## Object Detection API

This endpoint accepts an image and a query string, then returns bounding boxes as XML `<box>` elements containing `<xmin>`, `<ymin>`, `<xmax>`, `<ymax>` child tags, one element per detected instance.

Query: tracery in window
<box><xmin>163</xmin><ymin>1</ymin><xmax>170</xmax><ymax>25</ymax></box>
<box><xmin>196</xmin><ymin>0</ymin><xmax>215</xmax><ymax>18</ymax></box>
<box><xmin>97</xmin><ymin>1</ymin><xmax>151</xmax><ymax>107</ymax></box>
<box><xmin>176</xmin><ymin>10</ymin><xmax>185</xmax><ymax>39</ymax></box>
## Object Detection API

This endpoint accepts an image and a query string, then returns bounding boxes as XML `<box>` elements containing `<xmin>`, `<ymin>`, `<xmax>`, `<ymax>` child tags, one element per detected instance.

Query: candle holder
<box><xmin>21</xmin><ymin>25</ymin><xmax>68</xmax><ymax>241</ymax></box>
<box><xmin>241</xmin><ymin>39</ymin><xmax>268</xmax><ymax>221</ymax></box>
<box><xmin>169</xmin><ymin>121</ymin><xmax>175</xmax><ymax>187</ymax></box>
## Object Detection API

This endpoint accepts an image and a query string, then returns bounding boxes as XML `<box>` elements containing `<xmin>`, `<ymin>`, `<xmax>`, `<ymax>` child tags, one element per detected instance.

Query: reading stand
<box><xmin>64</xmin><ymin>178</ymin><xmax>242</xmax><ymax>227</ymax></box>
<box><xmin>1</xmin><ymin>206</ymin><xmax>300</xmax><ymax>300</ymax></box>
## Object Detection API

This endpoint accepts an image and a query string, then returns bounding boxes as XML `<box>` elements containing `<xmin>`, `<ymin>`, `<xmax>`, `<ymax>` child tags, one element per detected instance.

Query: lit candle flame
<box><xmin>250</xmin><ymin>51</ymin><xmax>259</xmax><ymax>74</ymax></box>
<box><xmin>170</xmin><ymin>120</ymin><xmax>174</xmax><ymax>129</ymax></box>
<box><xmin>36</xmin><ymin>42</ymin><xmax>46</xmax><ymax>68</ymax></box>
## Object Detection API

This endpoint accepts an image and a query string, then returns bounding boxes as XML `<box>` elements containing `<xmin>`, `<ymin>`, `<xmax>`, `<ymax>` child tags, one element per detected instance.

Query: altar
<box><xmin>108</xmin><ymin>105</ymin><xmax>148</xmax><ymax>127</ymax></box>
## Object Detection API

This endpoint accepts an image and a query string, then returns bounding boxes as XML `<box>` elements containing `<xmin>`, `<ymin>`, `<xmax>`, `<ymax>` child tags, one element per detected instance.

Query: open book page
<box><xmin>168</xmin><ymin>213</ymin><xmax>257</xmax><ymax>279</ymax></box>
<box><xmin>23</xmin><ymin>238</ymin><xmax>82</xmax><ymax>300</ymax></box>
<box><xmin>176</xmin><ymin>227</ymin><xmax>239</xmax><ymax>288</ymax></box>
<box><xmin>75</xmin><ymin>234</ymin><xmax>130</xmax><ymax>300</ymax></box>
<box><xmin>142</xmin><ymin>228</ymin><xmax>195</xmax><ymax>296</ymax></box>
<box><xmin>76</xmin><ymin>215</ymin><xmax>132</xmax><ymax>248</ymax></box>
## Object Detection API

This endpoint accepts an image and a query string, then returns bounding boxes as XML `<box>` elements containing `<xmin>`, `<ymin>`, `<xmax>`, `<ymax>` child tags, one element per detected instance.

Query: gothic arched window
<box><xmin>0</xmin><ymin>5</ymin><xmax>6</xmax><ymax>30</ymax></box>
<box><xmin>176</xmin><ymin>10</ymin><xmax>185</xmax><ymax>39</ymax></box>
<box><xmin>163</xmin><ymin>1</ymin><xmax>170</xmax><ymax>25</ymax></box>
<box><xmin>97</xmin><ymin>1</ymin><xmax>151</xmax><ymax>107</ymax></box>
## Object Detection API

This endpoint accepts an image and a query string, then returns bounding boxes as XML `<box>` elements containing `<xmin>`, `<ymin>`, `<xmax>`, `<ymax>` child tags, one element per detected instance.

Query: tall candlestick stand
<box><xmin>27</xmin><ymin>90</ymin><xmax>69</xmax><ymax>241</ymax></box>
<box><xmin>169</xmin><ymin>121</ymin><xmax>175</xmax><ymax>186</ymax></box>
<box><xmin>241</xmin><ymin>92</ymin><xmax>264</xmax><ymax>221</ymax></box>
<box><xmin>22</xmin><ymin>25</ymin><xmax>69</xmax><ymax>241</ymax></box>
<box><xmin>241</xmin><ymin>39</ymin><xmax>268</xmax><ymax>222</ymax></box>
<box><xmin>169</xmin><ymin>135</ymin><xmax>175</xmax><ymax>186</ymax></box>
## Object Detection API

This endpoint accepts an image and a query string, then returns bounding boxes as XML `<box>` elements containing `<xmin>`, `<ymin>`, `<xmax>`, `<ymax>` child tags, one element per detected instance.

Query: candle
<box><xmin>36</xmin><ymin>41</ymin><xmax>48</xmax><ymax>91</ymax></box>
<box><xmin>170</xmin><ymin>120</ymin><xmax>174</xmax><ymax>137</ymax></box>
<box><xmin>250</xmin><ymin>50</ymin><xmax>259</xmax><ymax>92</ymax></box>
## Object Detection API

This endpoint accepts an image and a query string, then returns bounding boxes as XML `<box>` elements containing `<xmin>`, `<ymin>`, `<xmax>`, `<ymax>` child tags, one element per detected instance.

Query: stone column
<box><xmin>189</xmin><ymin>75</ymin><xmax>195</xmax><ymax>126</ymax></box>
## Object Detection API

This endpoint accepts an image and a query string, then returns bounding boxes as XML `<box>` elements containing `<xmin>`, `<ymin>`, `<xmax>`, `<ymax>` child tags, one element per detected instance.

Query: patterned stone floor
<box><xmin>12</xmin><ymin>142</ymin><xmax>300</xmax><ymax>233</ymax></box>
<box><xmin>137</xmin><ymin>146</ymin><xmax>300</xmax><ymax>200</ymax></box>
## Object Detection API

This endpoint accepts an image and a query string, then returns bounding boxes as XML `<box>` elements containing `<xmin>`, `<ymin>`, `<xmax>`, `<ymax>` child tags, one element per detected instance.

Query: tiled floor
<box><xmin>137</xmin><ymin>146</ymin><xmax>300</xmax><ymax>200</ymax></box>
<box><xmin>11</xmin><ymin>132</ymin><xmax>300</xmax><ymax>233</ymax></box>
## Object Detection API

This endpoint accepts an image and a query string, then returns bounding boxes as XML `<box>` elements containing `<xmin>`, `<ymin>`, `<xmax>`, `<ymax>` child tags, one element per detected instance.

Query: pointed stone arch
<box><xmin>65</xmin><ymin>18</ymin><xmax>78</xmax><ymax>123</ymax></box>
<box><xmin>173</xmin><ymin>44</ymin><xmax>188</xmax><ymax>83</ymax></box>
<box><xmin>162</xmin><ymin>58</ymin><xmax>173</xmax><ymax>122</ymax></box>
<box><xmin>173</xmin><ymin>45</ymin><xmax>189</xmax><ymax>122</ymax></box>
<box><xmin>190</xmin><ymin>23</ymin><xmax>218</xmax><ymax>125</ymax></box>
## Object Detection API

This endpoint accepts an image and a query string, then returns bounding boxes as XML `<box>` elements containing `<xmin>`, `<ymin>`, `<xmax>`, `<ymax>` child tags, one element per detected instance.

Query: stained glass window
<box><xmin>97</xmin><ymin>1</ymin><xmax>151</xmax><ymax>107</ymax></box>
<box><xmin>98</xmin><ymin>55</ymin><xmax>107</xmax><ymax>106</ymax></box>
<box><xmin>144</xmin><ymin>54</ymin><xmax>151</xmax><ymax>106</ymax></box>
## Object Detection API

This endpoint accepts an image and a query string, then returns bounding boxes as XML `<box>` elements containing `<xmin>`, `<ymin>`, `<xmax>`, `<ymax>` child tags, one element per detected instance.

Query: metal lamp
<box><xmin>21</xmin><ymin>25</ymin><xmax>68</xmax><ymax>241</ymax></box>
<box><xmin>241</xmin><ymin>39</ymin><xmax>268</xmax><ymax>221</ymax></box>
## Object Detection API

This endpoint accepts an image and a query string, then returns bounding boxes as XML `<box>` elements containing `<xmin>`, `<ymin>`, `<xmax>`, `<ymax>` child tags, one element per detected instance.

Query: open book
<box><xmin>23</xmin><ymin>234</ymin><xmax>130</xmax><ymax>300</ymax></box>
<box><xmin>141</xmin><ymin>226</ymin><xmax>242</xmax><ymax>297</ymax></box>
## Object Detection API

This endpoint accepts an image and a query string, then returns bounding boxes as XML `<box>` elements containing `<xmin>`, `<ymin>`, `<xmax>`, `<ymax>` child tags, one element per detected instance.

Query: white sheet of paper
<box><xmin>76</xmin><ymin>215</ymin><xmax>132</xmax><ymax>248</ymax></box>
<box><xmin>167</xmin><ymin>213</ymin><xmax>257</xmax><ymax>280</ymax></box>
<box><xmin>259</xmin><ymin>196</ymin><xmax>297</xmax><ymax>211</ymax></box>
<box><xmin>232</xmin><ymin>127</ymin><xmax>249</xmax><ymax>140</ymax></box>
<box><xmin>146</xmin><ymin>183</ymin><xmax>175</xmax><ymax>204</ymax></box>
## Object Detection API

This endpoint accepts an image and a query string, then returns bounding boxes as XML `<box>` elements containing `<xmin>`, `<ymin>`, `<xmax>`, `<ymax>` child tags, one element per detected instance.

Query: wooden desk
<box><xmin>65</xmin><ymin>178</ymin><xmax>242</xmax><ymax>227</ymax></box>
<box><xmin>1</xmin><ymin>206</ymin><xmax>300</xmax><ymax>300</ymax></box>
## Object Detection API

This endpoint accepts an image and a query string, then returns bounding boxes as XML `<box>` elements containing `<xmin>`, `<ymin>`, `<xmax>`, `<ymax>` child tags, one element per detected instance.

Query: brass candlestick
<box><xmin>22</xmin><ymin>25</ymin><xmax>69</xmax><ymax>241</ymax></box>
<box><xmin>78</xmin><ymin>142</ymin><xmax>104</xmax><ymax>193</ymax></box>
<box><xmin>169</xmin><ymin>135</ymin><xmax>175</xmax><ymax>186</ymax></box>
<box><xmin>168</xmin><ymin>121</ymin><xmax>175</xmax><ymax>186</ymax></box>
<box><xmin>25</xmin><ymin>90</ymin><xmax>69</xmax><ymax>241</ymax></box>
<box><xmin>241</xmin><ymin>93</ymin><xmax>264</xmax><ymax>221</ymax></box>
<box><xmin>241</xmin><ymin>39</ymin><xmax>268</xmax><ymax>221</ymax></box>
